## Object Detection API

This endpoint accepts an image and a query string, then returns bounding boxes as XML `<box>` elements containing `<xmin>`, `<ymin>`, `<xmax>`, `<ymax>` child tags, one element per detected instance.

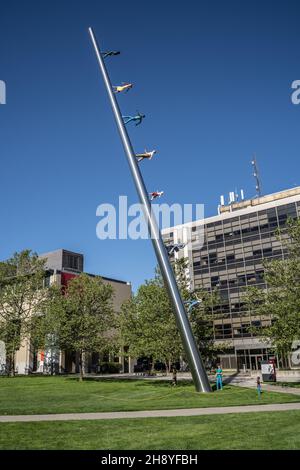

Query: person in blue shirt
<box><xmin>216</xmin><ymin>365</ymin><xmax>223</xmax><ymax>390</ymax></box>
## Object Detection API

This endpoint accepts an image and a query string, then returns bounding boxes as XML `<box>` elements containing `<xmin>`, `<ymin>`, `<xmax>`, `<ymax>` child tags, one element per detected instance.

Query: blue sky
<box><xmin>1</xmin><ymin>0</ymin><xmax>300</xmax><ymax>290</ymax></box>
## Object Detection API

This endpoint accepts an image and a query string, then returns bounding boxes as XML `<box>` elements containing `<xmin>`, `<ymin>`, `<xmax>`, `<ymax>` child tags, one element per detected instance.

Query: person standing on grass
<box><xmin>216</xmin><ymin>364</ymin><xmax>223</xmax><ymax>390</ymax></box>
<box><xmin>257</xmin><ymin>376</ymin><xmax>262</xmax><ymax>399</ymax></box>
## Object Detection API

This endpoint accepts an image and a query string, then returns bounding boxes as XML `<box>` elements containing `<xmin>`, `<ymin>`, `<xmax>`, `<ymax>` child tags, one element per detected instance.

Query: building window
<box><xmin>211</xmin><ymin>276</ymin><xmax>220</xmax><ymax>287</ymax></box>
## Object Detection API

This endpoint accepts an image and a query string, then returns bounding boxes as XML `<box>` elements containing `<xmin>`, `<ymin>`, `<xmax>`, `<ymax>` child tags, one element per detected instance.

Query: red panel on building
<box><xmin>61</xmin><ymin>272</ymin><xmax>78</xmax><ymax>288</ymax></box>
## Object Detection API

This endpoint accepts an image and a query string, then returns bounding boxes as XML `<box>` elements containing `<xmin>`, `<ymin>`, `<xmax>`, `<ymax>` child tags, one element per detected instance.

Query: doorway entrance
<box><xmin>237</xmin><ymin>348</ymin><xmax>278</xmax><ymax>372</ymax></box>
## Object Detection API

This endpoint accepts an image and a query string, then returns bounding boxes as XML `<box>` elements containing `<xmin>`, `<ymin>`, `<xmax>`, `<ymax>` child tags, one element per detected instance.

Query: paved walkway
<box><xmin>225</xmin><ymin>376</ymin><xmax>300</xmax><ymax>395</ymax></box>
<box><xmin>1</xmin><ymin>402</ymin><xmax>300</xmax><ymax>423</ymax></box>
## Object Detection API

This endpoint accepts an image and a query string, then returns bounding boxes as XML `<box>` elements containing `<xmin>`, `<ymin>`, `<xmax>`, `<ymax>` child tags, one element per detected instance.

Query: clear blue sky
<box><xmin>1</xmin><ymin>0</ymin><xmax>300</xmax><ymax>290</ymax></box>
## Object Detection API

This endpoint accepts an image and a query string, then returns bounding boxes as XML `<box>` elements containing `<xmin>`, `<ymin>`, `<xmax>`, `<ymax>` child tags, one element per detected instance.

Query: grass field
<box><xmin>0</xmin><ymin>411</ymin><xmax>300</xmax><ymax>449</ymax></box>
<box><xmin>0</xmin><ymin>375</ymin><xmax>299</xmax><ymax>415</ymax></box>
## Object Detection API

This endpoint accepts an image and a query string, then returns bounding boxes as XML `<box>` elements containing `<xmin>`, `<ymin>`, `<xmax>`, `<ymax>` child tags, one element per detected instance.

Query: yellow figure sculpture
<box><xmin>113</xmin><ymin>83</ymin><xmax>133</xmax><ymax>93</ymax></box>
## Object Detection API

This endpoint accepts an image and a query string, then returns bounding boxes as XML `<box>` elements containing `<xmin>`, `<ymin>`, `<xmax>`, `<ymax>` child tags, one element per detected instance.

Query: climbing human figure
<box><xmin>184</xmin><ymin>298</ymin><xmax>201</xmax><ymax>314</ymax></box>
<box><xmin>216</xmin><ymin>364</ymin><xmax>223</xmax><ymax>390</ymax></box>
<box><xmin>101</xmin><ymin>51</ymin><xmax>120</xmax><ymax>59</ymax></box>
<box><xmin>122</xmin><ymin>112</ymin><xmax>145</xmax><ymax>126</ymax></box>
<box><xmin>113</xmin><ymin>83</ymin><xmax>133</xmax><ymax>93</ymax></box>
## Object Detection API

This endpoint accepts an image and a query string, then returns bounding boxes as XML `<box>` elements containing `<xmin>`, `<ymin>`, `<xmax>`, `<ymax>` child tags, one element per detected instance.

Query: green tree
<box><xmin>28</xmin><ymin>284</ymin><xmax>63</xmax><ymax>375</ymax></box>
<box><xmin>120</xmin><ymin>276</ymin><xmax>183</xmax><ymax>373</ymax></box>
<box><xmin>173</xmin><ymin>257</ymin><xmax>220</xmax><ymax>366</ymax></box>
<box><xmin>0</xmin><ymin>250</ymin><xmax>49</xmax><ymax>375</ymax></box>
<box><xmin>245</xmin><ymin>218</ymin><xmax>300</xmax><ymax>363</ymax></box>
<box><xmin>119</xmin><ymin>258</ymin><xmax>219</xmax><ymax>372</ymax></box>
<box><xmin>188</xmin><ymin>289</ymin><xmax>220</xmax><ymax>366</ymax></box>
<box><xmin>48</xmin><ymin>274</ymin><xmax>116</xmax><ymax>381</ymax></box>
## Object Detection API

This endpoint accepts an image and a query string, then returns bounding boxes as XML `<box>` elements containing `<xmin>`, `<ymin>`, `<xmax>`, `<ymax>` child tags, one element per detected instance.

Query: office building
<box><xmin>162</xmin><ymin>187</ymin><xmax>300</xmax><ymax>371</ymax></box>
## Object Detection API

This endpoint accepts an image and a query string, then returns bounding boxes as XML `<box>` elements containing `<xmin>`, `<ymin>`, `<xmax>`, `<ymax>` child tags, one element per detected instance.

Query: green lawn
<box><xmin>0</xmin><ymin>376</ymin><xmax>299</xmax><ymax>415</ymax></box>
<box><xmin>0</xmin><ymin>411</ymin><xmax>300</xmax><ymax>449</ymax></box>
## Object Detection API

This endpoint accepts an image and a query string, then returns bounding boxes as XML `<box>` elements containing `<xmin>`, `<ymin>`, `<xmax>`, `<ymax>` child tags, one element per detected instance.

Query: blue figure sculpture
<box><xmin>166</xmin><ymin>243</ymin><xmax>186</xmax><ymax>256</ymax></box>
<box><xmin>184</xmin><ymin>299</ymin><xmax>202</xmax><ymax>314</ymax></box>
<box><xmin>101</xmin><ymin>51</ymin><xmax>120</xmax><ymax>58</ymax></box>
<box><xmin>216</xmin><ymin>365</ymin><xmax>223</xmax><ymax>390</ymax></box>
<box><xmin>122</xmin><ymin>112</ymin><xmax>145</xmax><ymax>126</ymax></box>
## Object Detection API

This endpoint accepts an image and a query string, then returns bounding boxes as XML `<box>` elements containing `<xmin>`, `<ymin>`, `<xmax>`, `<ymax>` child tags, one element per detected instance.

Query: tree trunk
<box><xmin>79</xmin><ymin>351</ymin><xmax>84</xmax><ymax>382</ymax></box>
<box><xmin>9</xmin><ymin>352</ymin><xmax>15</xmax><ymax>377</ymax></box>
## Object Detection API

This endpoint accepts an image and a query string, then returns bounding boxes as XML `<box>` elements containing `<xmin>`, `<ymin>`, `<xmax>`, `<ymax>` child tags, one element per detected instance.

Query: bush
<box><xmin>99</xmin><ymin>362</ymin><xmax>122</xmax><ymax>374</ymax></box>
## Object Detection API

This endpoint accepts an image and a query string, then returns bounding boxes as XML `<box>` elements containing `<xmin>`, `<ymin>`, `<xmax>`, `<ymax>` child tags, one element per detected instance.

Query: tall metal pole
<box><xmin>88</xmin><ymin>27</ymin><xmax>211</xmax><ymax>392</ymax></box>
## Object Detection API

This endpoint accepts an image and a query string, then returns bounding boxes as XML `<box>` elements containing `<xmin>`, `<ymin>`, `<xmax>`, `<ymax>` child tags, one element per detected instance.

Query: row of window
<box><xmin>213</xmin><ymin>318</ymin><xmax>269</xmax><ymax>340</ymax></box>
<box><xmin>193</xmin><ymin>247</ymin><xmax>283</xmax><ymax>268</ymax></box>
<box><xmin>162</xmin><ymin>202</ymin><xmax>299</xmax><ymax>246</ymax></box>
<box><xmin>204</xmin><ymin>203</ymin><xmax>297</xmax><ymax>233</ymax></box>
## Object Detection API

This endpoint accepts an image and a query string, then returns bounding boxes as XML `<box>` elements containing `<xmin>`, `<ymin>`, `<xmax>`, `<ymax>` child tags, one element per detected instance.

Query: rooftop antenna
<box><xmin>251</xmin><ymin>155</ymin><xmax>262</xmax><ymax>198</ymax></box>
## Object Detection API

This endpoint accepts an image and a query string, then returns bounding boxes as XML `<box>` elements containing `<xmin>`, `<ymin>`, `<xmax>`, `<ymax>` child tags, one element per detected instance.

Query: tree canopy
<box><xmin>0</xmin><ymin>250</ymin><xmax>49</xmax><ymax>375</ymax></box>
<box><xmin>47</xmin><ymin>273</ymin><xmax>116</xmax><ymax>380</ymax></box>
<box><xmin>119</xmin><ymin>258</ymin><xmax>219</xmax><ymax>372</ymax></box>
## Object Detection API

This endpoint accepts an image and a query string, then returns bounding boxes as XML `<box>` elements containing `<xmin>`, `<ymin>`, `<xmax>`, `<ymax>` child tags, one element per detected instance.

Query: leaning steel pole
<box><xmin>88</xmin><ymin>27</ymin><xmax>211</xmax><ymax>392</ymax></box>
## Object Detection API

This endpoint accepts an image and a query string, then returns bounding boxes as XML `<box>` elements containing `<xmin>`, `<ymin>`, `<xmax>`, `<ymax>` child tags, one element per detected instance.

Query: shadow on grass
<box><xmin>64</xmin><ymin>375</ymin><xmax>224</xmax><ymax>393</ymax></box>
<box><xmin>223</xmin><ymin>373</ymin><xmax>239</xmax><ymax>384</ymax></box>
<box><xmin>67</xmin><ymin>376</ymin><xmax>192</xmax><ymax>387</ymax></box>
<box><xmin>1</xmin><ymin>374</ymin><xmax>227</xmax><ymax>394</ymax></box>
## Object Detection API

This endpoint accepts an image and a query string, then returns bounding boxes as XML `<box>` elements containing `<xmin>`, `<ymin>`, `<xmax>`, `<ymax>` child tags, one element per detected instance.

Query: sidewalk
<box><xmin>1</xmin><ymin>402</ymin><xmax>300</xmax><ymax>423</ymax></box>
<box><xmin>226</xmin><ymin>376</ymin><xmax>300</xmax><ymax>396</ymax></box>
